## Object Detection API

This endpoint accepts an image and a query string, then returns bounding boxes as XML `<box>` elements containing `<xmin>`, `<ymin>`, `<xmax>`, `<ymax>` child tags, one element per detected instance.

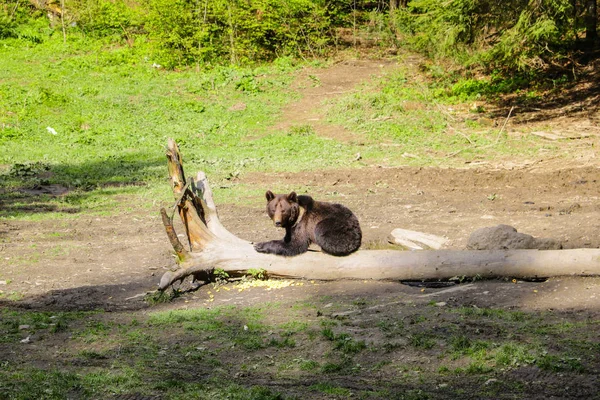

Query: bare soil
<box><xmin>2</xmin><ymin>56</ymin><xmax>600</xmax><ymax>398</ymax></box>
<box><xmin>4</xmin><ymin>163</ymin><xmax>600</xmax><ymax>310</ymax></box>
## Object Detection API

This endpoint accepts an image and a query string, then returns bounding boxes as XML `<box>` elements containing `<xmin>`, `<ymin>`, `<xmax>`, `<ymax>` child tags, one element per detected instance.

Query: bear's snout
<box><xmin>274</xmin><ymin>220</ymin><xmax>282</xmax><ymax>227</ymax></box>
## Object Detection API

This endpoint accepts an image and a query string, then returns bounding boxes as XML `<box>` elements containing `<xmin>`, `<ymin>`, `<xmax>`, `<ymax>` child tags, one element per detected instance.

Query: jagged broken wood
<box><xmin>159</xmin><ymin>139</ymin><xmax>600</xmax><ymax>290</ymax></box>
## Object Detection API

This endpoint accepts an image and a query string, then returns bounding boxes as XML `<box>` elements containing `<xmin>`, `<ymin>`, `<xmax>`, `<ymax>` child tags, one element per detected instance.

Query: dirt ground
<box><xmin>3</xmin><ymin>162</ymin><xmax>600</xmax><ymax>311</ymax></box>
<box><xmin>1</xmin><ymin>57</ymin><xmax>600</xmax><ymax>398</ymax></box>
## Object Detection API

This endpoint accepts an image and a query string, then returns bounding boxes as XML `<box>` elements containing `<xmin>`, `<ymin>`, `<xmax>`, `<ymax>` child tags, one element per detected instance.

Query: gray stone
<box><xmin>467</xmin><ymin>224</ymin><xmax>562</xmax><ymax>250</ymax></box>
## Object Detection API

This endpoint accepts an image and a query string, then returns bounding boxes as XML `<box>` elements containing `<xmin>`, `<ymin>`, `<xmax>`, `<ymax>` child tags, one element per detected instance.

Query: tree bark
<box><xmin>586</xmin><ymin>0</ymin><xmax>598</xmax><ymax>43</ymax></box>
<box><xmin>159</xmin><ymin>139</ymin><xmax>600</xmax><ymax>290</ymax></box>
<box><xmin>390</xmin><ymin>0</ymin><xmax>408</xmax><ymax>11</ymax></box>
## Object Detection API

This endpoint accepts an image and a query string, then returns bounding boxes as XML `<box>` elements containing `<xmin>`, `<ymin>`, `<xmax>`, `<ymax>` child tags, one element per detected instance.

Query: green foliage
<box><xmin>0</xmin><ymin>2</ymin><xmax>51</xmax><ymax>43</ymax></box>
<box><xmin>378</xmin><ymin>319</ymin><xmax>405</xmax><ymax>337</ymax></box>
<box><xmin>464</xmin><ymin>361</ymin><xmax>493</xmax><ymax>374</ymax></box>
<box><xmin>482</xmin><ymin>7</ymin><xmax>563</xmax><ymax>71</ymax></box>
<box><xmin>6</xmin><ymin>162</ymin><xmax>51</xmax><ymax>189</ymax></box>
<box><xmin>67</xmin><ymin>0</ymin><xmax>146</xmax><ymax>39</ymax></box>
<box><xmin>145</xmin><ymin>0</ymin><xmax>331</xmax><ymax>68</ymax></box>
<box><xmin>494</xmin><ymin>343</ymin><xmax>536</xmax><ymax>367</ymax></box>
<box><xmin>454</xmin><ymin>306</ymin><xmax>530</xmax><ymax>322</ymax></box>
<box><xmin>310</xmin><ymin>382</ymin><xmax>352</xmax><ymax>396</ymax></box>
<box><xmin>408</xmin><ymin>332</ymin><xmax>436</xmax><ymax>349</ymax></box>
<box><xmin>395</xmin><ymin>0</ymin><xmax>584</xmax><ymax>71</ymax></box>
<box><xmin>214</xmin><ymin>268</ymin><xmax>231</xmax><ymax>281</ymax></box>
<box><xmin>326</xmin><ymin>68</ymin><xmax>449</xmax><ymax>158</ymax></box>
<box><xmin>0</xmin><ymin>309</ymin><xmax>88</xmax><ymax>343</ymax></box>
<box><xmin>247</xmin><ymin>268</ymin><xmax>267</xmax><ymax>280</ymax></box>
<box><xmin>145</xmin><ymin>290</ymin><xmax>177</xmax><ymax>305</ymax></box>
<box><xmin>0</xmin><ymin>366</ymin><xmax>143</xmax><ymax>399</ymax></box>
<box><xmin>148</xmin><ymin>305</ymin><xmax>276</xmax><ymax>350</ymax></box>
<box><xmin>3</xmin><ymin>0</ymin><xmax>596</xmax><ymax>73</ymax></box>
<box><xmin>0</xmin><ymin>296</ymin><xmax>598</xmax><ymax>398</ymax></box>
<box><xmin>396</xmin><ymin>0</ymin><xmax>480</xmax><ymax>57</ymax></box>
<box><xmin>0</xmin><ymin>0</ymin><xmax>334</xmax><ymax>68</ymax></box>
<box><xmin>288</xmin><ymin>124</ymin><xmax>315</xmax><ymax>136</ymax></box>
<box><xmin>299</xmin><ymin>359</ymin><xmax>320</xmax><ymax>371</ymax></box>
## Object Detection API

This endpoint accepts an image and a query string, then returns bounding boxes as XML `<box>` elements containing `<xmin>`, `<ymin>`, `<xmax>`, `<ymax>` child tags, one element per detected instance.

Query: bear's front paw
<box><xmin>254</xmin><ymin>241</ymin><xmax>271</xmax><ymax>254</ymax></box>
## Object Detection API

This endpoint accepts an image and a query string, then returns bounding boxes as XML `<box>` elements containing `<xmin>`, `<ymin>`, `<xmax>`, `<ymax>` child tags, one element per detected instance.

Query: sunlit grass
<box><xmin>0</xmin><ymin>34</ymin><xmax>575</xmax><ymax>220</ymax></box>
<box><xmin>325</xmin><ymin>63</ymin><xmax>562</xmax><ymax>167</ymax></box>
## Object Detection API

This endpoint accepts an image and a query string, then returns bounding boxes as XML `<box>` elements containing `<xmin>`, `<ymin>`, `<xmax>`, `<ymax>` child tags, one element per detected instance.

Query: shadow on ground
<box><xmin>0</xmin><ymin>153</ymin><xmax>163</xmax><ymax>217</ymax></box>
<box><xmin>1</xmin><ymin>277</ymin><xmax>599</xmax><ymax>399</ymax></box>
<box><xmin>2</xmin><ymin>277</ymin><xmax>158</xmax><ymax>312</ymax></box>
<box><xmin>488</xmin><ymin>52</ymin><xmax>600</xmax><ymax>125</ymax></box>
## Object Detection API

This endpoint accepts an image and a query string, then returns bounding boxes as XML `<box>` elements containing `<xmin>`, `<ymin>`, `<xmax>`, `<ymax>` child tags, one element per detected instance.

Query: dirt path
<box><xmin>271</xmin><ymin>58</ymin><xmax>400</xmax><ymax>141</ymax></box>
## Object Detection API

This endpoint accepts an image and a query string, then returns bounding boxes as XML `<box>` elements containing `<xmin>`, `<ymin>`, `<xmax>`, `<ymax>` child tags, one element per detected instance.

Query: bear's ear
<box><xmin>266</xmin><ymin>190</ymin><xmax>275</xmax><ymax>201</ymax></box>
<box><xmin>287</xmin><ymin>192</ymin><xmax>298</xmax><ymax>203</ymax></box>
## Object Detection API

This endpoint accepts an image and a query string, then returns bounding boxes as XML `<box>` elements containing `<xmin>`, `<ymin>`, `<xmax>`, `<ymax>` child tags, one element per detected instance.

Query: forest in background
<box><xmin>1</xmin><ymin>0</ymin><xmax>598</xmax><ymax>72</ymax></box>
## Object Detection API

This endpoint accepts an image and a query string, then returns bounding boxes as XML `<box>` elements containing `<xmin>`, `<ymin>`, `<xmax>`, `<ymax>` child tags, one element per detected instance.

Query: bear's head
<box><xmin>265</xmin><ymin>190</ymin><xmax>299</xmax><ymax>228</ymax></box>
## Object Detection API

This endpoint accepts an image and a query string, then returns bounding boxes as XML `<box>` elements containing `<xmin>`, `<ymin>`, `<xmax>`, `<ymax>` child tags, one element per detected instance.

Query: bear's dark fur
<box><xmin>254</xmin><ymin>191</ymin><xmax>362</xmax><ymax>257</ymax></box>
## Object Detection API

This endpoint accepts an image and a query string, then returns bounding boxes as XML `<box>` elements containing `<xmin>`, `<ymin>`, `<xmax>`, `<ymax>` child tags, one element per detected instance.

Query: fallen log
<box><xmin>159</xmin><ymin>139</ymin><xmax>600</xmax><ymax>290</ymax></box>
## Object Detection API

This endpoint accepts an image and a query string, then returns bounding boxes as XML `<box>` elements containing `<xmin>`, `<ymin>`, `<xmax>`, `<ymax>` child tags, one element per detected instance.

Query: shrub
<box><xmin>145</xmin><ymin>0</ymin><xmax>331</xmax><ymax>68</ymax></box>
<box><xmin>67</xmin><ymin>0</ymin><xmax>146</xmax><ymax>39</ymax></box>
<box><xmin>0</xmin><ymin>3</ymin><xmax>52</xmax><ymax>43</ymax></box>
<box><xmin>394</xmin><ymin>0</ymin><xmax>582</xmax><ymax>72</ymax></box>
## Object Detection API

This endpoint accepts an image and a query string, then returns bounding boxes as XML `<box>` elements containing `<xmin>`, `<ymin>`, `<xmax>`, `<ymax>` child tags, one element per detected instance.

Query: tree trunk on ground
<box><xmin>159</xmin><ymin>139</ymin><xmax>600</xmax><ymax>290</ymax></box>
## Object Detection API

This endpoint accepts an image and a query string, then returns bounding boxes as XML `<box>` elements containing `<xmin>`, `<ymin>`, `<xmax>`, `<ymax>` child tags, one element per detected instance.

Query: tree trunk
<box><xmin>390</xmin><ymin>0</ymin><xmax>408</xmax><ymax>11</ymax></box>
<box><xmin>159</xmin><ymin>139</ymin><xmax>600</xmax><ymax>290</ymax></box>
<box><xmin>586</xmin><ymin>0</ymin><xmax>598</xmax><ymax>43</ymax></box>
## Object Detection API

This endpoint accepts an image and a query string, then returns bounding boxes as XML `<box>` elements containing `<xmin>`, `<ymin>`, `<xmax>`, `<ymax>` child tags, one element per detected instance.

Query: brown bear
<box><xmin>254</xmin><ymin>190</ymin><xmax>362</xmax><ymax>257</ymax></box>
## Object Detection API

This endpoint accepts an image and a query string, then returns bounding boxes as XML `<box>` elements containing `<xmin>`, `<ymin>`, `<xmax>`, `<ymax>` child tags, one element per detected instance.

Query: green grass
<box><xmin>0</xmin><ymin>309</ymin><xmax>89</xmax><ymax>342</ymax></box>
<box><xmin>0</xmin><ymin>36</ymin><xmax>362</xmax><ymax>219</ymax></box>
<box><xmin>494</xmin><ymin>343</ymin><xmax>536</xmax><ymax>367</ymax></box>
<box><xmin>454</xmin><ymin>306</ymin><xmax>530</xmax><ymax>321</ymax></box>
<box><xmin>310</xmin><ymin>382</ymin><xmax>352</xmax><ymax>396</ymax></box>
<box><xmin>299</xmin><ymin>359</ymin><xmax>320</xmax><ymax>371</ymax></box>
<box><xmin>0</xmin><ymin>366</ymin><xmax>286</xmax><ymax>400</ymax></box>
<box><xmin>537</xmin><ymin>354</ymin><xmax>585</xmax><ymax>372</ymax></box>
<box><xmin>0</xmin><ymin>368</ymin><xmax>136</xmax><ymax>400</ymax></box>
<box><xmin>325</xmin><ymin>60</ymin><xmax>560</xmax><ymax>166</ymax></box>
<box><xmin>1</xmin><ymin>33</ymin><xmax>570</xmax><ymax>220</ymax></box>
<box><xmin>377</xmin><ymin>319</ymin><xmax>405</xmax><ymax>337</ymax></box>
<box><xmin>408</xmin><ymin>332</ymin><xmax>436</xmax><ymax>349</ymax></box>
<box><xmin>321</xmin><ymin>328</ymin><xmax>367</xmax><ymax>354</ymax></box>
<box><xmin>0</xmin><ymin>298</ymin><xmax>598</xmax><ymax>399</ymax></box>
<box><xmin>75</xmin><ymin>320</ymin><xmax>114</xmax><ymax>343</ymax></box>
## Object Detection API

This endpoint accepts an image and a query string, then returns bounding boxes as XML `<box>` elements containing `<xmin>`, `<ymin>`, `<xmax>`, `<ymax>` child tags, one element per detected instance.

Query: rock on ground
<box><xmin>466</xmin><ymin>224</ymin><xmax>562</xmax><ymax>250</ymax></box>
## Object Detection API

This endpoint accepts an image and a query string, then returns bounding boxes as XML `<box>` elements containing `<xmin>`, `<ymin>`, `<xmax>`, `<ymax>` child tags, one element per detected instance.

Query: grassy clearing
<box><xmin>0</xmin><ymin>37</ymin><xmax>361</xmax><ymax>218</ymax></box>
<box><xmin>325</xmin><ymin>58</ymin><xmax>557</xmax><ymax>167</ymax></box>
<box><xmin>1</xmin><ymin>33</ymin><xmax>597</xmax><ymax>399</ymax></box>
<box><xmin>1</xmin><ymin>35</ymin><xmax>565</xmax><ymax>219</ymax></box>
<box><xmin>1</xmin><ymin>294</ymin><xmax>598</xmax><ymax>399</ymax></box>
